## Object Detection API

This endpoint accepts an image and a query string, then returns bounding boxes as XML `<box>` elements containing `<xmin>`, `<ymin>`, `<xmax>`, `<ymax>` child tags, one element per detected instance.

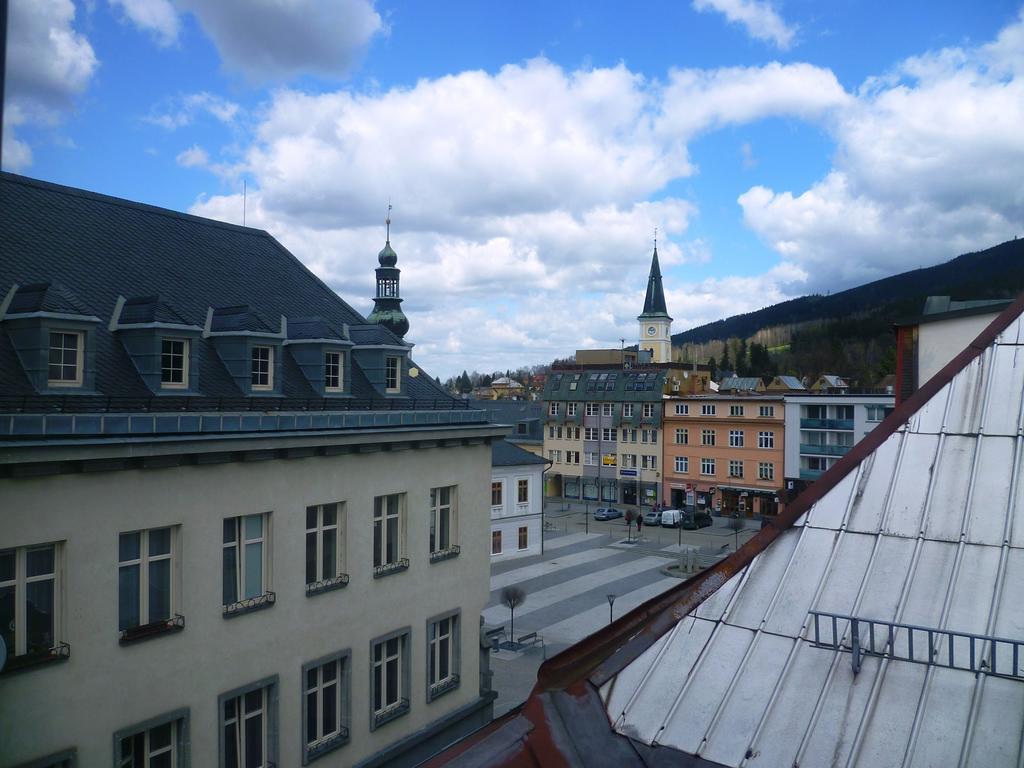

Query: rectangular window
<box><xmin>517</xmin><ymin>479</ymin><xmax>529</xmax><ymax>504</ymax></box>
<box><xmin>491</xmin><ymin>530</ymin><xmax>502</xmax><ymax>554</ymax></box>
<box><xmin>758</xmin><ymin>462</ymin><xmax>775</xmax><ymax>480</ymax></box>
<box><xmin>223</xmin><ymin>514</ymin><xmax>271</xmax><ymax>611</ymax></box>
<box><xmin>556</xmin><ymin>426</ymin><xmax>562</xmax><ymax>439</ymax></box>
<box><xmin>622</xmin><ymin>403</ymin><xmax>634</xmax><ymax>417</ymax></box>
<box><xmin>119</xmin><ymin>527</ymin><xmax>176</xmax><ymax>632</ymax></box>
<box><xmin>585</xmin><ymin>403</ymin><xmax>599</xmax><ymax>416</ymax></box>
<box><xmin>324</xmin><ymin>351</ymin><xmax>343</xmax><ymax>391</ymax></box>
<box><xmin>566</xmin><ymin>403</ymin><xmax>577</xmax><ymax>416</ymax></box>
<box><xmin>548</xmin><ymin>402</ymin><xmax>559</xmax><ymax>417</ymax></box>
<box><xmin>491</xmin><ymin>482</ymin><xmax>502</xmax><ymax>507</ymax></box>
<box><xmin>548</xmin><ymin>426</ymin><xmax>555</xmax><ymax>439</ymax></box>
<box><xmin>0</xmin><ymin>543</ymin><xmax>61</xmax><ymax>659</ymax></box>
<box><xmin>373</xmin><ymin>494</ymin><xmax>406</xmax><ymax>573</ymax></box>
<box><xmin>428</xmin><ymin>615</ymin><xmax>460</xmax><ymax>700</ymax></box>
<box><xmin>701</xmin><ymin>429</ymin><xmax>716</xmax><ymax>446</ymax></box>
<box><xmin>675</xmin><ymin>428</ymin><xmax>688</xmax><ymax>445</ymax></box>
<box><xmin>221</xmin><ymin>679</ymin><xmax>277</xmax><ymax>767</ymax></box>
<box><xmin>584</xmin><ymin>452</ymin><xmax>598</xmax><ymax>466</ymax></box>
<box><xmin>548</xmin><ymin>450</ymin><xmax>561</xmax><ymax>463</ymax></box>
<box><xmin>306</xmin><ymin>503</ymin><xmax>346</xmax><ymax>594</ymax></box>
<box><xmin>675</xmin><ymin>403</ymin><xmax>689</xmax><ymax>415</ymax></box>
<box><xmin>518</xmin><ymin>527</ymin><xmax>528</xmax><ymax>550</ymax></box>
<box><xmin>643</xmin><ymin>403</ymin><xmax>655</xmax><ymax>418</ymax></box>
<box><xmin>729</xmin><ymin>430</ymin><xmax>744</xmax><ymax>448</ymax></box>
<box><xmin>642</xmin><ymin>455</ymin><xmax>657</xmax><ymax>470</ymax></box>
<box><xmin>622</xmin><ymin>428</ymin><xmax>637</xmax><ymax>443</ymax></box>
<box><xmin>598</xmin><ymin>403</ymin><xmax>611</xmax><ymax>416</ymax></box>
<box><xmin>640</xmin><ymin>429</ymin><xmax>657</xmax><ymax>444</ymax></box>
<box><xmin>251</xmin><ymin>346</ymin><xmax>272</xmax><ymax>390</ymax></box>
<box><xmin>701</xmin><ymin>458</ymin><xmax>716</xmax><ymax>476</ymax></box>
<box><xmin>730</xmin><ymin>405</ymin><xmax>744</xmax><ymax>416</ymax></box>
<box><xmin>729</xmin><ymin>460</ymin><xmax>744</xmax><ymax>478</ymax></box>
<box><xmin>47</xmin><ymin>331</ymin><xmax>82</xmax><ymax>386</ymax></box>
<box><xmin>584</xmin><ymin>427</ymin><xmax>599</xmax><ymax>441</ymax></box>
<box><xmin>759</xmin><ymin>405</ymin><xmax>775</xmax><ymax>418</ymax></box>
<box><xmin>701</xmin><ymin>404</ymin><xmax>716</xmax><ymax>416</ymax></box>
<box><xmin>385</xmin><ymin>357</ymin><xmax>401</xmax><ymax>392</ymax></box>
<box><xmin>371</xmin><ymin>631</ymin><xmax>410</xmax><ymax>727</ymax></box>
<box><xmin>621</xmin><ymin>453</ymin><xmax>637</xmax><ymax>468</ymax></box>
<box><xmin>430</xmin><ymin>486</ymin><xmax>457</xmax><ymax>555</ymax></box>
<box><xmin>601</xmin><ymin>428</ymin><xmax>616</xmax><ymax>442</ymax></box>
<box><xmin>303</xmin><ymin>653</ymin><xmax>350</xmax><ymax>760</ymax></box>
<box><xmin>758</xmin><ymin>431</ymin><xmax>775</xmax><ymax>449</ymax></box>
<box><xmin>117</xmin><ymin>710</ymin><xmax>189</xmax><ymax>768</ymax></box>
<box><xmin>674</xmin><ymin>456</ymin><xmax>688</xmax><ymax>474</ymax></box>
<box><xmin>161</xmin><ymin>338</ymin><xmax>188</xmax><ymax>388</ymax></box>
<box><xmin>866</xmin><ymin>405</ymin><xmax>886</xmax><ymax>421</ymax></box>
<box><xmin>569</xmin><ymin>426</ymin><xmax>580</xmax><ymax>439</ymax></box>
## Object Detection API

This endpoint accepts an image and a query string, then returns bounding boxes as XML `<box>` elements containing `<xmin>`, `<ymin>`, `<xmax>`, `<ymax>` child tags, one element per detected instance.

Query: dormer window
<box><xmin>325</xmin><ymin>351</ymin><xmax>343</xmax><ymax>392</ymax></box>
<box><xmin>48</xmin><ymin>331</ymin><xmax>83</xmax><ymax>386</ymax></box>
<box><xmin>252</xmin><ymin>346</ymin><xmax>273</xmax><ymax>390</ymax></box>
<box><xmin>160</xmin><ymin>339</ymin><xmax>188</xmax><ymax>389</ymax></box>
<box><xmin>385</xmin><ymin>356</ymin><xmax>401</xmax><ymax>393</ymax></box>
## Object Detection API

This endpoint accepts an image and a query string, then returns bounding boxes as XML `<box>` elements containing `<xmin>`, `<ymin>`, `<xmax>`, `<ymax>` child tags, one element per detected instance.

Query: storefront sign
<box><xmin>620</xmin><ymin>469</ymin><xmax>638</xmax><ymax>477</ymax></box>
<box><xmin>602</xmin><ymin>454</ymin><xmax>617</xmax><ymax>466</ymax></box>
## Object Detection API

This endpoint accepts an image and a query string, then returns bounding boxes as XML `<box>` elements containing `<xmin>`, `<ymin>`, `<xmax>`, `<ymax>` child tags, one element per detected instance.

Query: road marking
<box><xmin>490</xmin><ymin>547</ymin><xmax>620</xmax><ymax>591</ymax></box>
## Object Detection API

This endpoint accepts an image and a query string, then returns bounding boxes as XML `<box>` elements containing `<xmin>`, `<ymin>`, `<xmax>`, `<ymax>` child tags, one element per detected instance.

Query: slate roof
<box><xmin>544</xmin><ymin>368</ymin><xmax>667</xmax><ymax>402</ymax></box>
<box><xmin>491</xmin><ymin>439</ymin><xmax>548</xmax><ymax>467</ymax></box>
<box><xmin>640</xmin><ymin>246</ymin><xmax>671</xmax><ymax>318</ymax></box>
<box><xmin>430</xmin><ymin>294</ymin><xmax>1024</xmax><ymax>768</ymax></box>
<box><xmin>0</xmin><ymin>172</ymin><xmax>447</xmax><ymax>406</ymax></box>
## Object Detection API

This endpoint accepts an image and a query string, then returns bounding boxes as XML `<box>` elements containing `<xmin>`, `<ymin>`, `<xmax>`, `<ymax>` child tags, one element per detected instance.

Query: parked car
<box><xmin>593</xmin><ymin>507</ymin><xmax>623</xmax><ymax>520</ymax></box>
<box><xmin>642</xmin><ymin>508</ymin><xmax>662</xmax><ymax>526</ymax></box>
<box><xmin>660</xmin><ymin>508</ymin><xmax>683</xmax><ymax>527</ymax></box>
<box><xmin>682</xmin><ymin>511</ymin><xmax>713</xmax><ymax>530</ymax></box>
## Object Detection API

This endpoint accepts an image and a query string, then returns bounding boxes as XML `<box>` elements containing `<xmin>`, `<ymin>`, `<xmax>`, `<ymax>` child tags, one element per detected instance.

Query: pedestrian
<box><xmin>636</xmin><ymin>513</ymin><xmax>643</xmax><ymax>539</ymax></box>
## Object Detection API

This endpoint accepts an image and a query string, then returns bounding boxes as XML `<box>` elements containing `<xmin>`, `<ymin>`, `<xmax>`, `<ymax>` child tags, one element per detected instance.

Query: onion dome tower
<box><xmin>367</xmin><ymin>205</ymin><xmax>410</xmax><ymax>339</ymax></box>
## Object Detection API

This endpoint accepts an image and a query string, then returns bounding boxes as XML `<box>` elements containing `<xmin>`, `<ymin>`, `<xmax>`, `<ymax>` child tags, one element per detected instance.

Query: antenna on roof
<box><xmin>654</xmin><ymin>226</ymin><xmax>657</xmax><ymax>250</ymax></box>
<box><xmin>243</xmin><ymin>179</ymin><xmax>247</xmax><ymax>227</ymax></box>
<box><xmin>386</xmin><ymin>199</ymin><xmax>392</xmax><ymax>243</ymax></box>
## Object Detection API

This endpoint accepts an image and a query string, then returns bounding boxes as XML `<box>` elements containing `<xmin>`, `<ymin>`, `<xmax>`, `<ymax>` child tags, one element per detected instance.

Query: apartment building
<box><xmin>662</xmin><ymin>395</ymin><xmax>785</xmax><ymax>516</ymax></box>
<box><xmin>489</xmin><ymin>441</ymin><xmax>548</xmax><ymax>561</ymax></box>
<box><xmin>543</xmin><ymin>369</ymin><xmax>667</xmax><ymax>509</ymax></box>
<box><xmin>783</xmin><ymin>393</ymin><xmax>894</xmax><ymax>494</ymax></box>
<box><xmin>0</xmin><ymin>173</ymin><xmax>504</xmax><ymax>768</ymax></box>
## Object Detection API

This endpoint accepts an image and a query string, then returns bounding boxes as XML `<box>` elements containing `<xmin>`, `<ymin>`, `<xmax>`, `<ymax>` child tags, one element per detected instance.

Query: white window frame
<box><xmin>373</xmin><ymin>493</ymin><xmax>406</xmax><ymax>572</ymax></box>
<box><xmin>642</xmin><ymin>455</ymin><xmax>657</xmax><ymax>470</ymax></box>
<box><xmin>622</xmin><ymin>403</ymin><xmax>634</xmax><ymax>418</ymax></box>
<box><xmin>385</xmin><ymin>356</ymin><xmax>401</xmax><ymax>393</ymax></box>
<box><xmin>160</xmin><ymin>338</ymin><xmax>189</xmax><ymax>389</ymax></box>
<box><xmin>324</xmin><ymin>350</ymin><xmax>344</xmax><ymax>392</ymax></box>
<box><xmin>0</xmin><ymin>543</ymin><xmax>62</xmax><ymax>657</ymax></box>
<box><xmin>491</xmin><ymin>530</ymin><xmax>502</xmax><ymax>554</ymax></box>
<box><xmin>642</xmin><ymin>403</ymin><xmax>655</xmax><ymax>418</ymax></box>
<box><xmin>548</xmin><ymin>402</ymin><xmax>560</xmax><ymax>417</ymax></box>
<box><xmin>602</xmin><ymin>428</ymin><xmax>617</xmax><ymax>442</ymax></box>
<box><xmin>302</xmin><ymin>650</ymin><xmax>350</xmax><ymax>761</ymax></box>
<box><xmin>701</xmin><ymin>404</ymin><xmax>716</xmax><ymax>416</ymax></box>
<box><xmin>119</xmin><ymin>526</ymin><xmax>177</xmax><ymax>632</ymax></box>
<box><xmin>518</xmin><ymin>527</ymin><xmax>529</xmax><ymax>550</ymax></box>
<box><xmin>674</xmin><ymin>456</ymin><xmax>688</xmax><ymax>474</ymax></box>
<box><xmin>220</xmin><ymin>677</ymin><xmax>278</xmax><ymax>767</ymax></box>
<box><xmin>759</xmin><ymin>405</ymin><xmax>775</xmax><ymax>417</ymax></box>
<box><xmin>730</xmin><ymin>405</ymin><xmax>744</xmax><ymax>417</ymax></box>
<box><xmin>602</xmin><ymin>403</ymin><xmax>614</xmax><ymax>416</ymax></box>
<box><xmin>566</xmin><ymin>402</ymin><xmax>577</xmax><ymax>416</ymax></box>
<box><xmin>491</xmin><ymin>481</ymin><xmax>503</xmax><ymax>508</ymax></box>
<box><xmin>729</xmin><ymin>429</ymin><xmax>744</xmax><ymax>448</ymax></box>
<box><xmin>305</xmin><ymin>502</ymin><xmax>346</xmax><ymax>593</ymax></box>
<box><xmin>223</xmin><ymin>513</ymin><xmax>272</xmax><ymax>610</ymax></box>
<box><xmin>675</xmin><ymin>403</ymin><xmax>689</xmax><ymax>415</ymax></box>
<box><xmin>585</xmin><ymin>403</ymin><xmax>600</xmax><ymax>416</ymax></box>
<box><xmin>701</xmin><ymin>458</ymin><xmax>716</xmax><ymax>476</ymax></box>
<box><xmin>621</xmin><ymin>453</ymin><xmax>637</xmax><ymax>469</ymax></box>
<box><xmin>517</xmin><ymin>479</ymin><xmax>529</xmax><ymax>505</ymax></box>
<box><xmin>675</xmin><ymin>428</ymin><xmax>688</xmax><ymax>445</ymax></box>
<box><xmin>371</xmin><ymin>629</ymin><xmax>410</xmax><ymax>728</ymax></box>
<box><xmin>251</xmin><ymin>345</ymin><xmax>273</xmax><ymax>391</ymax></box>
<box><xmin>584</xmin><ymin>427</ymin><xmax>599</xmax><ymax>441</ymax></box>
<box><xmin>116</xmin><ymin>709</ymin><xmax>189</xmax><ymax>768</ymax></box>
<box><xmin>758</xmin><ymin>462</ymin><xmax>775</xmax><ymax>480</ymax></box>
<box><xmin>758</xmin><ymin>430</ymin><xmax>775</xmax><ymax>449</ymax></box>
<box><xmin>729</xmin><ymin>459</ymin><xmax>744</xmax><ymax>478</ymax></box>
<box><xmin>47</xmin><ymin>330</ymin><xmax>83</xmax><ymax>387</ymax></box>
<box><xmin>427</xmin><ymin>612</ymin><xmax>460</xmax><ymax>700</ymax></box>
<box><xmin>701</xmin><ymin>429</ymin><xmax>716</xmax><ymax>446</ymax></box>
<box><xmin>584</xmin><ymin>452</ymin><xmax>598</xmax><ymax>466</ymax></box>
<box><xmin>430</xmin><ymin>486</ymin><xmax>458</xmax><ymax>555</ymax></box>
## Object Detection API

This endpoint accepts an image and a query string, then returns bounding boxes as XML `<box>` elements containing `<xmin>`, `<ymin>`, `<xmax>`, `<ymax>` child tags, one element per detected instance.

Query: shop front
<box><xmin>563</xmin><ymin>476</ymin><xmax>580</xmax><ymax>499</ymax></box>
<box><xmin>718</xmin><ymin>485</ymin><xmax>781</xmax><ymax>516</ymax></box>
<box><xmin>621</xmin><ymin>469</ymin><xmax>639</xmax><ymax>505</ymax></box>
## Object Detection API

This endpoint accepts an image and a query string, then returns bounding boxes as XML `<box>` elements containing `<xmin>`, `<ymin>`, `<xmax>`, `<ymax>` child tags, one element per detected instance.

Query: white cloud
<box><xmin>175</xmin><ymin>145</ymin><xmax>210</xmax><ymax>168</ymax></box>
<box><xmin>739</xmin><ymin>13</ymin><xmax>1024</xmax><ymax>290</ymax></box>
<box><xmin>145</xmin><ymin>92</ymin><xmax>241</xmax><ymax>130</ymax></box>
<box><xmin>175</xmin><ymin>0</ymin><xmax>384</xmax><ymax>81</ymax></box>
<box><xmin>2</xmin><ymin>0</ymin><xmax>98</xmax><ymax>171</ymax></box>
<box><xmin>108</xmin><ymin>0</ymin><xmax>180</xmax><ymax>47</ymax></box>
<box><xmin>693</xmin><ymin>0</ymin><xmax>796</xmax><ymax>50</ymax></box>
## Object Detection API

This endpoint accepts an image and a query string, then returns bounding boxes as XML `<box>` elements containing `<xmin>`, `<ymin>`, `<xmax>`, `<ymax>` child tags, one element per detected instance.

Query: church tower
<box><xmin>367</xmin><ymin>206</ymin><xmax>410</xmax><ymax>339</ymax></box>
<box><xmin>638</xmin><ymin>240</ymin><xmax>672</xmax><ymax>363</ymax></box>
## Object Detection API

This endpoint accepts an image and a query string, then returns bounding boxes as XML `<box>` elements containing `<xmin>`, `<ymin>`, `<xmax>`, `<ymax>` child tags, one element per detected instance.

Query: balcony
<box><xmin>800</xmin><ymin>469</ymin><xmax>824</xmax><ymax>480</ymax></box>
<box><xmin>801</xmin><ymin>418</ymin><xmax>854</xmax><ymax>430</ymax></box>
<box><xmin>800</xmin><ymin>443</ymin><xmax>851</xmax><ymax>457</ymax></box>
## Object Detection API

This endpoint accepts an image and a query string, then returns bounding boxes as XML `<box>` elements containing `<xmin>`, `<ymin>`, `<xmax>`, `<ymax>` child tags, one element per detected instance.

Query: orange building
<box><xmin>662</xmin><ymin>394</ymin><xmax>785</xmax><ymax>517</ymax></box>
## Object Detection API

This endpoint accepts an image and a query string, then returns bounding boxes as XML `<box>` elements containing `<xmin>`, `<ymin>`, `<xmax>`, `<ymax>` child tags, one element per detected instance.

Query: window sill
<box><xmin>428</xmin><ymin>674</ymin><xmax>460</xmax><ymax>702</ymax></box>
<box><xmin>429</xmin><ymin>545</ymin><xmax>461</xmax><ymax>564</ymax></box>
<box><xmin>305</xmin><ymin>728</ymin><xmax>350</xmax><ymax>763</ymax></box>
<box><xmin>372</xmin><ymin>699</ymin><xmax>410</xmax><ymax>728</ymax></box>
<box><xmin>373</xmin><ymin>559</ymin><xmax>410</xmax><ymax>579</ymax></box>
<box><xmin>0</xmin><ymin>642</ymin><xmax>70</xmax><ymax>676</ymax></box>
<box><xmin>119</xmin><ymin>614</ymin><xmax>185</xmax><ymax>645</ymax></box>
<box><xmin>223</xmin><ymin>591</ymin><xmax>276</xmax><ymax>618</ymax></box>
<box><xmin>306</xmin><ymin>574</ymin><xmax>350</xmax><ymax>596</ymax></box>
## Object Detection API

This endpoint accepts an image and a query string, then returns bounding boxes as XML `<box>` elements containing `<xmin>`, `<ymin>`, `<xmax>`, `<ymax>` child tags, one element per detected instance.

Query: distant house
<box><xmin>718</xmin><ymin>376</ymin><xmax>766</xmax><ymax>393</ymax></box>
<box><xmin>766</xmin><ymin>374</ymin><xmax>806</xmax><ymax>392</ymax></box>
<box><xmin>810</xmin><ymin>373</ymin><xmax>848</xmax><ymax>392</ymax></box>
<box><xmin>489</xmin><ymin>375</ymin><xmax>525</xmax><ymax>399</ymax></box>
<box><xmin>490</xmin><ymin>440</ymin><xmax>548</xmax><ymax>561</ymax></box>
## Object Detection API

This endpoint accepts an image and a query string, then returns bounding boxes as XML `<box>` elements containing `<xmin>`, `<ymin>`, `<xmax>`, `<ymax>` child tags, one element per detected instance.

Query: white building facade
<box><xmin>489</xmin><ymin>441</ymin><xmax>547</xmax><ymax>562</ymax></box>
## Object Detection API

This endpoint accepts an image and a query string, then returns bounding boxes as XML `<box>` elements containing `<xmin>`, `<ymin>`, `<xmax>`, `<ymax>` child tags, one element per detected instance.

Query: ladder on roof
<box><xmin>808</xmin><ymin>610</ymin><xmax>1024</xmax><ymax>680</ymax></box>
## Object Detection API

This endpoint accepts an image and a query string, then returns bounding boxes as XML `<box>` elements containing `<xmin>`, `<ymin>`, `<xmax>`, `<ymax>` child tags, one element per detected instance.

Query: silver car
<box><xmin>593</xmin><ymin>507</ymin><xmax>623</xmax><ymax>520</ymax></box>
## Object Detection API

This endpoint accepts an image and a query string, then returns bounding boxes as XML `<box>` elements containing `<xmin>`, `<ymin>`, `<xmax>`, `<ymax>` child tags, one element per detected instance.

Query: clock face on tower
<box><xmin>647</xmin><ymin>325</ymin><xmax>657</xmax><ymax>336</ymax></box>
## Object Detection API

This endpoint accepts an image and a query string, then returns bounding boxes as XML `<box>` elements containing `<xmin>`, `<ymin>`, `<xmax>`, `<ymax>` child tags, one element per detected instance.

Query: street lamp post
<box><xmin>607</xmin><ymin>593</ymin><xmax>616</xmax><ymax>624</ymax></box>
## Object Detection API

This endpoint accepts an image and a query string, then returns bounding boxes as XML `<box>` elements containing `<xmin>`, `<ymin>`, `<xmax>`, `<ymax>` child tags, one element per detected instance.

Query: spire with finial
<box><xmin>368</xmin><ymin>202</ymin><xmax>409</xmax><ymax>337</ymax></box>
<box><xmin>639</xmin><ymin>232</ymin><xmax>671</xmax><ymax>320</ymax></box>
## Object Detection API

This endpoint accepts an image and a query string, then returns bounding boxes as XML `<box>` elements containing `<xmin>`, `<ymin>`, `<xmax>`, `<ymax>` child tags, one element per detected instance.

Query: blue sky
<box><xmin>5</xmin><ymin>1</ymin><xmax>1024</xmax><ymax>379</ymax></box>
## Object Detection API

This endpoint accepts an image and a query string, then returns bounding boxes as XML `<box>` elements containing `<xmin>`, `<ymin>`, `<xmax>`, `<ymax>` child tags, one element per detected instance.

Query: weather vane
<box><xmin>386</xmin><ymin>200</ymin><xmax>392</xmax><ymax>242</ymax></box>
<box><xmin>654</xmin><ymin>226</ymin><xmax>658</xmax><ymax>249</ymax></box>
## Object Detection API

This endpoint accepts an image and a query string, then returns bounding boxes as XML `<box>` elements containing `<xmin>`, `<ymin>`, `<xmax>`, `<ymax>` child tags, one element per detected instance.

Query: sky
<box><xmin>4</xmin><ymin>0</ymin><xmax>1024</xmax><ymax>381</ymax></box>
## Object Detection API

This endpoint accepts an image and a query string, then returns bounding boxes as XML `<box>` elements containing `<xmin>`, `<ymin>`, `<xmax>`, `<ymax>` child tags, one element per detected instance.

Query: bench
<box><xmin>516</xmin><ymin>632</ymin><xmax>545</xmax><ymax>651</ymax></box>
<box><xmin>485</xmin><ymin>626</ymin><xmax>506</xmax><ymax>650</ymax></box>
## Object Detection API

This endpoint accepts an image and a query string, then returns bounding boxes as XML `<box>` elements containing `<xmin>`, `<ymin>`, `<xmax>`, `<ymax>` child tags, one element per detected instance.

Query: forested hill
<box><xmin>673</xmin><ymin>238</ymin><xmax>1024</xmax><ymax>346</ymax></box>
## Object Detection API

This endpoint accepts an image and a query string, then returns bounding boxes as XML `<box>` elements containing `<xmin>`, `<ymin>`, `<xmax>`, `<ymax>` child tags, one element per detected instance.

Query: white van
<box><xmin>660</xmin><ymin>508</ymin><xmax>682</xmax><ymax>528</ymax></box>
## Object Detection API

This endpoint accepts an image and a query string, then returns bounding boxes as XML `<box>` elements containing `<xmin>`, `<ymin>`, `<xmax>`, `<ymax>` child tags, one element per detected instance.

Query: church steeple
<box><xmin>367</xmin><ymin>205</ymin><xmax>410</xmax><ymax>338</ymax></box>
<box><xmin>640</xmin><ymin>237</ymin><xmax>671</xmax><ymax>320</ymax></box>
<box><xmin>638</xmin><ymin>233</ymin><xmax>673</xmax><ymax>363</ymax></box>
